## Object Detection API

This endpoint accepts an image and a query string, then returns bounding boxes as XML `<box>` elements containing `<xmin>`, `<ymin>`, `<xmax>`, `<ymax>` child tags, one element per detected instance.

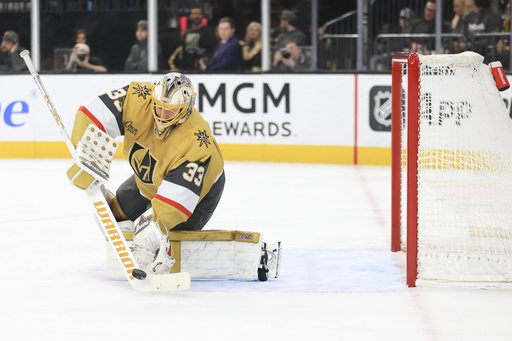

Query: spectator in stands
<box><xmin>495</xmin><ymin>0</ymin><xmax>510</xmax><ymax>67</ymax></box>
<box><xmin>503</xmin><ymin>0</ymin><xmax>511</xmax><ymax>32</ymax></box>
<box><xmin>0</xmin><ymin>30</ymin><xmax>27</xmax><ymax>72</ymax></box>
<box><xmin>494</xmin><ymin>39</ymin><xmax>510</xmax><ymax>68</ymax></box>
<box><xmin>125</xmin><ymin>20</ymin><xmax>162</xmax><ymax>72</ymax></box>
<box><xmin>369</xmin><ymin>8</ymin><xmax>414</xmax><ymax>71</ymax></box>
<box><xmin>316</xmin><ymin>26</ymin><xmax>330</xmax><ymax>69</ymax></box>
<box><xmin>74</xmin><ymin>28</ymin><xmax>87</xmax><ymax>45</ymax></box>
<box><xmin>452</xmin><ymin>0</ymin><xmax>471</xmax><ymax>33</ymax></box>
<box><xmin>399</xmin><ymin>8</ymin><xmax>414</xmax><ymax>34</ymax></box>
<box><xmin>168</xmin><ymin>6</ymin><xmax>217</xmax><ymax>72</ymax></box>
<box><xmin>241</xmin><ymin>21</ymin><xmax>262</xmax><ymax>72</ymax></box>
<box><xmin>368</xmin><ymin>22</ymin><xmax>391</xmax><ymax>71</ymax></box>
<box><xmin>272</xmin><ymin>40</ymin><xmax>311</xmax><ymax>72</ymax></box>
<box><xmin>450</xmin><ymin>0</ymin><xmax>472</xmax><ymax>53</ymax></box>
<box><xmin>270</xmin><ymin>26</ymin><xmax>282</xmax><ymax>46</ymax></box>
<box><xmin>463</xmin><ymin>0</ymin><xmax>502</xmax><ymax>36</ymax></box>
<box><xmin>409</xmin><ymin>0</ymin><xmax>451</xmax><ymax>53</ymax></box>
<box><xmin>198</xmin><ymin>17</ymin><xmax>241</xmax><ymax>71</ymax></box>
<box><xmin>272</xmin><ymin>9</ymin><xmax>307</xmax><ymax>68</ymax></box>
<box><xmin>463</xmin><ymin>0</ymin><xmax>502</xmax><ymax>58</ymax></box>
<box><xmin>65</xmin><ymin>43</ymin><xmax>107</xmax><ymax>73</ymax></box>
<box><xmin>411</xmin><ymin>1</ymin><xmax>437</xmax><ymax>33</ymax></box>
<box><xmin>392</xmin><ymin>8</ymin><xmax>414</xmax><ymax>54</ymax></box>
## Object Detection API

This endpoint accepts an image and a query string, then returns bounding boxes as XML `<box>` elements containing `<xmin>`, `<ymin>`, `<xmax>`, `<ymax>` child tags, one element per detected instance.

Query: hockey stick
<box><xmin>20</xmin><ymin>50</ymin><xmax>190</xmax><ymax>292</ymax></box>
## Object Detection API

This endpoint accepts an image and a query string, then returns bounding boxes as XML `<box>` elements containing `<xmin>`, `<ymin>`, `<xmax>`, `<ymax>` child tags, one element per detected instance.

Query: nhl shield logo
<box><xmin>369</xmin><ymin>86</ymin><xmax>392</xmax><ymax>131</ymax></box>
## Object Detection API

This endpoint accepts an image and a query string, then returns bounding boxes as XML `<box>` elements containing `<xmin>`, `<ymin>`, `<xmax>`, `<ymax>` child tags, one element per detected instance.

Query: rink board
<box><xmin>0</xmin><ymin>73</ymin><xmax>383</xmax><ymax>165</ymax></box>
<box><xmin>4</xmin><ymin>73</ymin><xmax>511</xmax><ymax>165</ymax></box>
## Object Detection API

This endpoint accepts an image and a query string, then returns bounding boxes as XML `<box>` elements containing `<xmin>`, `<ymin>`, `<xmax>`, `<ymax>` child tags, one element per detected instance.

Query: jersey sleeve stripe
<box><xmin>98</xmin><ymin>90</ymin><xmax>125</xmax><ymax>134</ymax></box>
<box><xmin>154</xmin><ymin>194</ymin><xmax>192</xmax><ymax>218</ymax></box>
<box><xmin>82</xmin><ymin>97</ymin><xmax>123</xmax><ymax>137</ymax></box>
<box><xmin>79</xmin><ymin>105</ymin><xmax>106</xmax><ymax>132</ymax></box>
<box><xmin>156</xmin><ymin>180</ymin><xmax>199</xmax><ymax>215</ymax></box>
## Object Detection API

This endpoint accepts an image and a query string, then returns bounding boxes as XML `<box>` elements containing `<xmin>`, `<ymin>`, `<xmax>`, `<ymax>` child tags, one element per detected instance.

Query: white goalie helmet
<box><xmin>152</xmin><ymin>72</ymin><xmax>196</xmax><ymax>139</ymax></box>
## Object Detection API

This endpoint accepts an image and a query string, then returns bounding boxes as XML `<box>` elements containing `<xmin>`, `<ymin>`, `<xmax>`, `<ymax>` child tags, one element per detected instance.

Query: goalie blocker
<box><xmin>107</xmin><ymin>228</ymin><xmax>282</xmax><ymax>281</ymax></box>
<box><xmin>66</xmin><ymin>124</ymin><xmax>119</xmax><ymax>189</ymax></box>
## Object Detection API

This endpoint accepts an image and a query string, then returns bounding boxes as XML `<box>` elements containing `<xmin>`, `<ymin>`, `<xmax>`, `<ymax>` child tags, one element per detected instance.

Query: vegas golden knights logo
<box><xmin>128</xmin><ymin>142</ymin><xmax>158</xmax><ymax>184</ymax></box>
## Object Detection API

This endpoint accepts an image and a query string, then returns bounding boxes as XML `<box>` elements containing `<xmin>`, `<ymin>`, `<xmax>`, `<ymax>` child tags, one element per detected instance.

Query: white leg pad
<box><xmin>107</xmin><ymin>230</ymin><xmax>264</xmax><ymax>281</ymax></box>
<box><xmin>180</xmin><ymin>240</ymin><xmax>261</xmax><ymax>280</ymax></box>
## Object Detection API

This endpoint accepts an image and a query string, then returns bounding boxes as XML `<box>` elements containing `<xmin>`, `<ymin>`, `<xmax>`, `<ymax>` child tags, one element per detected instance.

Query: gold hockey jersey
<box><xmin>70</xmin><ymin>81</ymin><xmax>224</xmax><ymax>231</ymax></box>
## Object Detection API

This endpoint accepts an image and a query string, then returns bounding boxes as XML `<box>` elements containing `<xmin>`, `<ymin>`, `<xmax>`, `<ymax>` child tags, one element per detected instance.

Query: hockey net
<box><xmin>391</xmin><ymin>52</ymin><xmax>512</xmax><ymax>287</ymax></box>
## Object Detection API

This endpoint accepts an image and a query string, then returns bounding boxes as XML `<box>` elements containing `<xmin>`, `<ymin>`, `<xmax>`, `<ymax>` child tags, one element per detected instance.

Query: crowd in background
<box><xmin>369</xmin><ymin>0</ymin><xmax>511</xmax><ymax>70</ymax></box>
<box><xmin>1</xmin><ymin>0</ymin><xmax>511</xmax><ymax>73</ymax></box>
<box><xmin>0</xmin><ymin>5</ymin><xmax>312</xmax><ymax>73</ymax></box>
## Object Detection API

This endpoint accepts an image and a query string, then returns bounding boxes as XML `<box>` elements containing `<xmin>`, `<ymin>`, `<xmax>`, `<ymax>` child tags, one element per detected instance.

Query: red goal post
<box><xmin>391</xmin><ymin>52</ymin><xmax>512</xmax><ymax>287</ymax></box>
<box><xmin>391</xmin><ymin>53</ymin><xmax>419</xmax><ymax>287</ymax></box>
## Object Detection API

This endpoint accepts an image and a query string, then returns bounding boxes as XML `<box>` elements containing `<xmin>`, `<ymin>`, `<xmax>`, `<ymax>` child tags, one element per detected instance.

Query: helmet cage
<box><xmin>152</xmin><ymin>73</ymin><xmax>196</xmax><ymax>139</ymax></box>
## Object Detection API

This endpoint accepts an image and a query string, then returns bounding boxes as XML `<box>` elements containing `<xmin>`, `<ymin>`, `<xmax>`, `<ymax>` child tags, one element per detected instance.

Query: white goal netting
<box><xmin>403</xmin><ymin>52</ymin><xmax>512</xmax><ymax>282</ymax></box>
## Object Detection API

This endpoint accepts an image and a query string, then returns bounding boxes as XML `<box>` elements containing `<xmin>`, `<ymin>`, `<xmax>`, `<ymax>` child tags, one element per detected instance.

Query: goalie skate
<box><xmin>258</xmin><ymin>241</ymin><xmax>282</xmax><ymax>281</ymax></box>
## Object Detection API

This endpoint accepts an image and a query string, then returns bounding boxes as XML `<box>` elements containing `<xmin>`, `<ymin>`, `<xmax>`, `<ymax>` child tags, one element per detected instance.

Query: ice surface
<box><xmin>1</xmin><ymin>159</ymin><xmax>511</xmax><ymax>340</ymax></box>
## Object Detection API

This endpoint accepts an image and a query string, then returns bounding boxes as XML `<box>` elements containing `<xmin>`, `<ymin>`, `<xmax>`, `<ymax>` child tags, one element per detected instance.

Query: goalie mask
<box><xmin>152</xmin><ymin>72</ymin><xmax>196</xmax><ymax>139</ymax></box>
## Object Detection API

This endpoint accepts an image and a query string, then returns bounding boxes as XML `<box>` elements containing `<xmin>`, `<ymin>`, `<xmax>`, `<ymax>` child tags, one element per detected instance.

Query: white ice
<box><xmin>1</xmin><ymin>159</ymin><xmax>511</xmax><ymax>340</ymax></box>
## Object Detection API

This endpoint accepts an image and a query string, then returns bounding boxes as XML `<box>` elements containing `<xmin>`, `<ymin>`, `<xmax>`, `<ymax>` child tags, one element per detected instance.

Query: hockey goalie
<box><xmin>66</xmin><ymin>72</ymin><xmax>281</xmax><ymax>281</ymax></box>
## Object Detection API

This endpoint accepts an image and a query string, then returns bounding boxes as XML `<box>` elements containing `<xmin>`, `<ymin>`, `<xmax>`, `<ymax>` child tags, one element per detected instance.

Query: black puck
<box><xmin>132</xmin><ymin>268</ymin><xmax>147</xmax><ymax>280</ymax></box>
